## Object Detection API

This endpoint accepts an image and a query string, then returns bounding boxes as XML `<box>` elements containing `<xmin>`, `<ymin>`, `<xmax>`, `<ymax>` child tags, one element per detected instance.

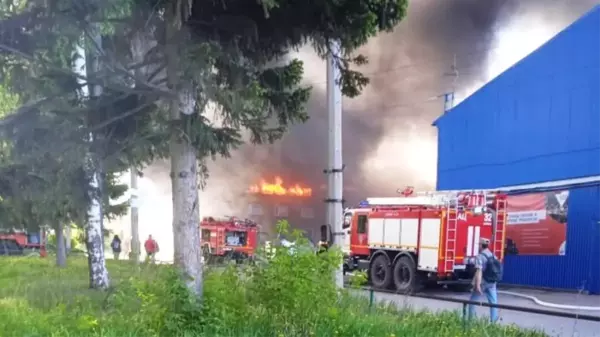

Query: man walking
<box><xmin>468</xmin><ymin>237</ymin><xmax>502</xmax><ymax>323</ymax></box>
<box><xmin>144</xmin><ymin>234</ymin><xmax>159</xmax><ymax>264</ymax></box>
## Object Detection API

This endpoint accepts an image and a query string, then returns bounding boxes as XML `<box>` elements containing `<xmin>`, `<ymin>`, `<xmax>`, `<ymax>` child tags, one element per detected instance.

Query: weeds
<box><xmin>0</xmin><ymin>224</ymin><xmax>547</xmax><ymax>337</ymax></box>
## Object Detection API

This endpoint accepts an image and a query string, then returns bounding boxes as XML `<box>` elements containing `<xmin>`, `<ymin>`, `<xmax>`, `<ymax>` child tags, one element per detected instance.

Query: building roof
<box><xmin>432</xmin><ymin>4</ymin><xmax>600</xmax><ymax>127</ymax></box>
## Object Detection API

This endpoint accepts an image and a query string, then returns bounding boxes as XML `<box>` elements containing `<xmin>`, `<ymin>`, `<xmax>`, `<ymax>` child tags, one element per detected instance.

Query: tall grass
<box><xmin>0</xmin><ymin>229</ymin><xmax>547</xmax><ymax>337</ymax></box>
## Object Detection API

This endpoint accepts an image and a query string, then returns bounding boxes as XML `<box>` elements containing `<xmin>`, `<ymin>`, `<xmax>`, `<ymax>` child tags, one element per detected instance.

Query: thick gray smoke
<box><xmin>107</xmin><ymin>0</ymin><xmax>599</xmax><ymax>259</ymax></box>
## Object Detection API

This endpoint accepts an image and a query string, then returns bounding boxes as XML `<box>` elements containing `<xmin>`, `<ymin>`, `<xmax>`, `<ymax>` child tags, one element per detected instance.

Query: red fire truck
<box><xmin>343</xmin><ymin>188</ymin><xmax>507</xmax><ymax>292</ymax></box>
<box><xmin>200</xmin><ymin>216</ymin><xmax>259</xmax><ymax>263</ymax></box>
<box><xmin>0</xmin><ymin>228</ymin><xmax>47</xmax><ymax>257</ymax></box>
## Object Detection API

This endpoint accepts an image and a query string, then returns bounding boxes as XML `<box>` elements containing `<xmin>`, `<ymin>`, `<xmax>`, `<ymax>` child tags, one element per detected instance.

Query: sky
<box><xmin>106</xmin><ymin>0</ymin><xmax>600</xmax><ymax>261</ymax></box>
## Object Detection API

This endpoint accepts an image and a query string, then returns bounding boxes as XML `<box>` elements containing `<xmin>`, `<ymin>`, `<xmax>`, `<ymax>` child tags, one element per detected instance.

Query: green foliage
<box><xmin>0</xmin><ymin>84</ymin><xmax>19</xmax><ymax>118</ymax></box>
<box><xmin>0</xmin><ymin>0</ymin><xmax>411</xmax><ymax>186</ymax></box>
<box><xmin>0</xmin><ymin>0</ymin><xmax>144</xmax><ymax>233</ymax></box>
<box><xmin>348</xmin><ymin>270</ymin><xmax>368</xmax><ymax>288</ymax></box>
<box><xmin>0</xmin><ymin>232</ymin><xmax>548</xmax><ymax>337</ymax></box>
<box><xmin>46</xmin><ymin>231</ymin><xmax>78</xmax><ymax>251</ymax></box>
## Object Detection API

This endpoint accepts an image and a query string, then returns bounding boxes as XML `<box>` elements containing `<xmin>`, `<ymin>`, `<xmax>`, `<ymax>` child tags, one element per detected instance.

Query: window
<box><xmin>275</xmin><ymin>205</ymin><xmax>289</xmax><ymax>217</ymax></box>
<box><xmin>343</xmin><ymin>213</ymin><xmax>352</xmax><ymax>229</ymax></box>
<box><xmin>27</xmin><ymin>233</ymin><xmax>40</xmax><ymax>245</ymax></box>
<box><xmin>201</xmin><ymin>229</ymin><xmax>211</xmax><ymax>242</ymax></box>
<box><xmin>248</xmin><ymin>203</ymin><xmax>263</xmax><ymax>216</ymax></box>
<box><xmin>300</xmin><ymin>207</ymin><xmax>314</xmax><ymax>219</ymax></box>
<box><xmin>357</xmin><ymin>215</ymin><xmax>367</xmax><ymax>234</ymax></box>
<box><xmin>225</xmin><ymin>231</ymin><xmax>248</xmax><ymax>246</ymax></box>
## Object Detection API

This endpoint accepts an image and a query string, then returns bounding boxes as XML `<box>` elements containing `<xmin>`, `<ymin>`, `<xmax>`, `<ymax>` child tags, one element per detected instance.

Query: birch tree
<box><xmin>0</xmin><ymin>0</ymin><xmax>133</xmax><ymax>284</ymax></box>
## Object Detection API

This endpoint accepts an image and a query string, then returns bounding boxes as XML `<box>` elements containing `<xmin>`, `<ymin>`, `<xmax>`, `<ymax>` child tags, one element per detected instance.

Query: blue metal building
<box><xmin>433</xmin><ymin>6</ymin><xmax>600</xmax><ymax>294</ymax></box>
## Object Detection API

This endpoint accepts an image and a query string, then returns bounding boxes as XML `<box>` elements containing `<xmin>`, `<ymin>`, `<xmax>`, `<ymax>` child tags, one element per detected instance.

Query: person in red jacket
<box><xmin>144</xmin><ymin>235</ymin><xmax>159</xmax><ymax>263</ymax></box>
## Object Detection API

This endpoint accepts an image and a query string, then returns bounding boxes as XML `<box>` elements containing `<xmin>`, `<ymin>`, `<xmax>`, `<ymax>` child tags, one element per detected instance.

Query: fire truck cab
<box><xmin>343</xmin><ymin>189</ymin><xmax>507</xmax><ymax>292</ymax></box>
<box><xmin>200</xmin><ymin>216</ymin><xmax>259</xmax><ymax>263</ymax></box>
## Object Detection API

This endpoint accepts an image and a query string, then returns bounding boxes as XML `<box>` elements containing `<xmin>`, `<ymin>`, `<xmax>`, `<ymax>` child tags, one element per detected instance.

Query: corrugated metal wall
<box><xmin>502</xmin><ymin>186</ymin><xmax>600</xmax><ymax>293</ymax></box>
<box><xmin>435</xmin><ymin>5</ymin><xmax>600</xmax><ymax>189</ymax></box>
<box><xmin>434</xmin><ymin>6</ymin><xmax>600</xmax><ymax>293</ymax></box>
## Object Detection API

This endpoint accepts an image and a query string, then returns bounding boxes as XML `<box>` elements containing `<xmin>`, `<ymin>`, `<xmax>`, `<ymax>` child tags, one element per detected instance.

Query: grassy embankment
<box><xmin>0</xmin><ymin>251</ymin><xmax>548</xmax><ymax>337</ymax></box>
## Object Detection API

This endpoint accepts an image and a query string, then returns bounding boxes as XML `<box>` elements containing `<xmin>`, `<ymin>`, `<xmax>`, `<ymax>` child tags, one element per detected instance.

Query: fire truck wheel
<box><xmin>393</xmin><ymin>256</ymin><xmax>421</xmax><ymax>293</ymax></box>
<box><xmin>369</xmin><ymin>254</ymin><xmax>392</xmax><ymax>289</ymax></box>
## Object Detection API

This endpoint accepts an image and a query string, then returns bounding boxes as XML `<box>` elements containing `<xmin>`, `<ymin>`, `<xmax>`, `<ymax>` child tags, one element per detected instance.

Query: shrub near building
<box><xmin>0</xmin><ymin>231</ymin><xmax>546</xmax><ymax>337</ymax></box>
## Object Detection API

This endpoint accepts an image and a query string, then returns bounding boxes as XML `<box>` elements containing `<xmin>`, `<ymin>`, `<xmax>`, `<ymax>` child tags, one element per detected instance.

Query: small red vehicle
<box><xmin>0</xmin><ymin>228</ymin><xmax>47</xmax><ymax>257</ymax></box>
<box><xmin>200</xmin><ymin>216</ymin><xmax>259</xmax><ymax>263</ymax></box>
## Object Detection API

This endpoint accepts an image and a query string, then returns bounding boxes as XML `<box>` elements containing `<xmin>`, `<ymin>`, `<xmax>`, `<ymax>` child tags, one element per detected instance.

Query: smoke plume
<box><xmin>106</xmin><ymin>0</ymin><xmax>599</xmax><ymax>261</ymax></box>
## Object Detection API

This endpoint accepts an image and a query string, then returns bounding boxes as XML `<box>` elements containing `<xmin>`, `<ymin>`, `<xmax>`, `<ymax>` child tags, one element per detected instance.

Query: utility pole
<box><xmin>444</xmin><ymin>92</ymin><xmax>455</xmax><ymax>112</ymax></box>
<box><xmin>325</xmin><ymin>40</ymin><xmax>344</xmax><ymax>288</ymax></box>
<box><xmin>443</xmin><ymin>53</ymin><xmax>458</xmax><ymax>113</ymax></box>
<box><xmin>130</xmin><ymin>168</ymin><xmax>140</xmax><ymax>263</ymax></box>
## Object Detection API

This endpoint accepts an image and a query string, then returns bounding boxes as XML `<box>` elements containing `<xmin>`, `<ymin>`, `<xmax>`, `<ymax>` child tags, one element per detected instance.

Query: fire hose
<box><xmin>497</xmin><ymin>290</ymin><xmax>600</xmax><ymax>311</ymax></box>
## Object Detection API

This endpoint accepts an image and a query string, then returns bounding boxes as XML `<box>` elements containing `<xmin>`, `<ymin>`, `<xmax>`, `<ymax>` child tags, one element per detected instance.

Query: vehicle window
<box><xmin>225</xmin><ymin>231</ymin><xmax>248</xmax><ymax>246</ymax></box>
<box><xmin>343</xmin><ymin>212</ymin><xmax>352</xmax><ymax>229</ymax></box>
<box><xmin>201</xmin><ymin>229</ymin><xmax>211</xmax><ymax>241</ymax></box>
<box><xmin>357</xmin><ymin>215</ymin><xmax>367</xmax><ymax>234</ymax></box>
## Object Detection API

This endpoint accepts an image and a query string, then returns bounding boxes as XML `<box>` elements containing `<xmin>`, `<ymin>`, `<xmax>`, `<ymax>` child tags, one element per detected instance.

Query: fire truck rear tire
<box><xmin>369</xmin><ymin>254</ymin><xmax>392</xmax><ymax>289</ymax></box>
<box><xmin>393</xmin><ymin>256</ymin><xmax>422</xmax><ymax>293</ymax></box>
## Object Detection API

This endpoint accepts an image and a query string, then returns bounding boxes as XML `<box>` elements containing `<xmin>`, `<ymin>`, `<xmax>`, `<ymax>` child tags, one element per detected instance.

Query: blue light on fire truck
<box><xmin>358</xmin><ymin>200</ymin><xmax>369</xmax><ymax>208</ymax></box>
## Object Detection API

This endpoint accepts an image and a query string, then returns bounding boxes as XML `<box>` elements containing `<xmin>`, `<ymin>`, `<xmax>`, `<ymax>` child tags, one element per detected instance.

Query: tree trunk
<box><xmin>65</xmin><ymin>225</ymin><xmax>72</xmax><ymax>254</ymax></box>
<box><xmin>85</xmin><ymin>150</ymin><xmax>110</xmax><ymax>289</ymax></box>
<box><xmin>82</xmin><ymin>20</ymin><xmax>110</xmax><ymax>289</ymax></box>
<box><xmin>169</xmin><ymin>121</ymin><xmax>203</xmax><ymax>296</ymax></box>
<box><xmin>166</xmin><ymin>8</ymin><xmax>203</xmax><ymax>297</ymax></box>
<box><xmin>55</xmin><ymin>222</ymin><xmax>67</xmax><ymax>267</ymax></box>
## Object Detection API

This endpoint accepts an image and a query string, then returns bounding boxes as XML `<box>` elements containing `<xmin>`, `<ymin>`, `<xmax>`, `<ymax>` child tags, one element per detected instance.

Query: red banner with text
<box><xmin>505</xmin><ymin>190</ymin><xmax>568</xmax><ymax>256</ymax></box>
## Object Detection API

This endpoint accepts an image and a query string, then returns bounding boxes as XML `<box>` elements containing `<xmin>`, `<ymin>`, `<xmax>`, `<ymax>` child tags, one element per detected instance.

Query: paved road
<box><xmin>356</xmin><ymin>289</ymin><xmax>600</xmax><ymax>337</ymax></box>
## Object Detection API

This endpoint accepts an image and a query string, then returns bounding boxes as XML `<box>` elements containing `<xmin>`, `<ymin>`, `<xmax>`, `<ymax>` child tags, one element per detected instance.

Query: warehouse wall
<box><xmin>435</xmin><ymin>6</ymin><xmax>600</xmax><ymax>189</ymax></box>
<box><xmin>502</xmin><ymin>185</ymin><xmax>600</xmax><ymax>293</ymax></box>
<box><xmin>434</xmin><ymin>6</ymin><xmax>600</xmax><ymax>293</ymax></box>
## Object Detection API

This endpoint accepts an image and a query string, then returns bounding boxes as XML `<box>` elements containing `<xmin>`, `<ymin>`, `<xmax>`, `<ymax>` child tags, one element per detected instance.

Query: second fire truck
<box><xmin>200</xmin><ymin>216</ymin><xmax>259</xmax><ymax>263</ymax></box>
<box><xmin>343</xmin><ymin>188</ymin><xmax>508</xmax><ymax>292</ymax></box>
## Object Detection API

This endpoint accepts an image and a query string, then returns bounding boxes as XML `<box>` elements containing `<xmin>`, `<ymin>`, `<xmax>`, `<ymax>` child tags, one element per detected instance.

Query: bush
<box><xmin>0</xmin><ymin>221</ymin><xmax>547</xmax><ymax>337</ymax></box>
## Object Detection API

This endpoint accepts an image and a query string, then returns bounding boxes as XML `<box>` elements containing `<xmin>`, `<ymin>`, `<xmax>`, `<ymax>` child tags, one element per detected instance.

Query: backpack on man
<box><xmin>482</xmin><ymin>253</ymin><xmax>503</xmax><ymax>283</ymax></box>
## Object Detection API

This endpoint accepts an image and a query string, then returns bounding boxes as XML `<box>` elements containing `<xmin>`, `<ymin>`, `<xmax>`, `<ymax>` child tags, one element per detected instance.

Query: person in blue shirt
<box><xmin>469</xmin><ymin>237</ymin><xmax>500</xmax><ymax>323</ymax></box>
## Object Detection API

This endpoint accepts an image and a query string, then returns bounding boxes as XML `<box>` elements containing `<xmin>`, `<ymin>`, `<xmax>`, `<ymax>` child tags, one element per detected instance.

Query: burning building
<box><xmin>245</xmin><ymin>176</ymin><xmax>324</xmax><ymax>244</ymax></box>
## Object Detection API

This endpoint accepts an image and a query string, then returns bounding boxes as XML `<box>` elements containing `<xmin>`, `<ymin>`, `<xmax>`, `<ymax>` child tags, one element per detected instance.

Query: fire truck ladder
<box><xmin>492</xmin><ymin>197</ymin><xmax>508</xmax><ymax>258</ymax></box>
<box><xmin>444</xmin><ymin>197</ymin><xmax>459</xmax><ymax>272</ymax></box>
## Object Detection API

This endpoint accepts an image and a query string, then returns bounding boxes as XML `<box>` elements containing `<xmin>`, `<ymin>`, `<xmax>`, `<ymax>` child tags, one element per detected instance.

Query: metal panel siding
<box><xmin>435</xmin><ymin>6</ymin><xmax>600</xmax><ymax>190</ymax></box>
<box><xmin>502</xmin><ymin>186</ymin><xmax>600</xmax><ymax>294</ymax></box>
<box><xmin>434</xmin><ymin>6</ymin><xmax>600</xmax><ymax>293</ymax></box>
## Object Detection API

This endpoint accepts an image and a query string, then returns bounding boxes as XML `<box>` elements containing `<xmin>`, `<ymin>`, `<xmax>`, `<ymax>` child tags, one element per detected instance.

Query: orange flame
<box><xmin>248</xmin><ymin>176</ymin><xmax>312</xmax><ymax>197</ymax></box>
